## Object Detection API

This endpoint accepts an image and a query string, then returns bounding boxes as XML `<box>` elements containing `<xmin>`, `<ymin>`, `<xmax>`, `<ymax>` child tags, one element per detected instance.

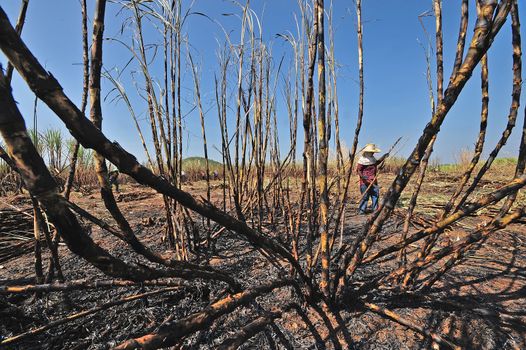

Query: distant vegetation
<box><xmin>181</xmin><ymin>157</ymin><xmax>222</xmax><ymax>171</ymax></box>
<box><xmin>179</xmin><ymin>157</ymin><xmax>223</xmax><ymax>181</ymax></box>
<box><xmin>434</xmin><ymin>157</ymin><xmax>518</xmax><ymax>173</ymax></box>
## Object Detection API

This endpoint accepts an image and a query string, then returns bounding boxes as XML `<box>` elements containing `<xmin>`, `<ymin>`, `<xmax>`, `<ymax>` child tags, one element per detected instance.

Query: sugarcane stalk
<box><xmin>302</xmin><ymin>0</ymin><xmax>318</xmax><ymax>279</ymax></box>
<box><xmin>5</xmin><ymin>0</ymin><xmax>28</xmax><ymax>83</ymax></box>
<box><xmin>63</xmin><ymin>0</ymin><xmax>89</xmax><ymax>200</ymax></box>
<box><xmin>441</xmin><ymin>54</ymin><xmax>488</xmax><ymax>218</ymax></box>
<box><xmin>401</xmin><ymin>0</ymin><xmax>443</xmax><ymax>283</ymax></box>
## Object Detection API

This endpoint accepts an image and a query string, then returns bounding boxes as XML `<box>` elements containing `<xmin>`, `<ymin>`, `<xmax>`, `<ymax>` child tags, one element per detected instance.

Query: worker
<box><xmin>108</xmin><ymin>170</ymin><xmax>120</xmax><ymax>193</ymax></box>
<box><xmin>356</xmin><ymin>143</ymin><xmax>388</xmax><ymax>214</ymax></box>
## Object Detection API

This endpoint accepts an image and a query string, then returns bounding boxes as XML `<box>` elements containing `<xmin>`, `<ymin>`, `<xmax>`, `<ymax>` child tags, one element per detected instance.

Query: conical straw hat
<box><xmin>362</xmin><ymin>143</ymin><xmax>381</xmax><ymax>153</ymax></box>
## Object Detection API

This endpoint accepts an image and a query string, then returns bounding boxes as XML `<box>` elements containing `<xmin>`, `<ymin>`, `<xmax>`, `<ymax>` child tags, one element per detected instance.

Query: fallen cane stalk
<box><xmin>361</xmin><ymin>301</ymin><xmax>460</xmax><ymax>349</ymax></box>
<box><xmin>0</xmin><ymin>286</ymin><xmax>183</xmax><ymax>347</ymax></box>
<box><xmin>216</xmin><ymin>304</ymin><xmax>295</xmax><ymax>350</ymax></box>
<box><xmin>0</xmin><ymin>279</ymin><xmax>188</xmax><ymax>294</ymax></box>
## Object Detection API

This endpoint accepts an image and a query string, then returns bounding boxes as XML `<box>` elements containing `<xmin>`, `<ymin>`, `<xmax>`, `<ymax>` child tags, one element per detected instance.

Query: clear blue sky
<box><xmin>1</xmin><ymin>0</ymin><xmax>524</xmax><ymax>164</ymax></box>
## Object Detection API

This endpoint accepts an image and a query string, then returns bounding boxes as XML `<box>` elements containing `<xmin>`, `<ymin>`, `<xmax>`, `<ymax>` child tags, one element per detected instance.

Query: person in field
<box><xmin>356</xmin><ymin>143</ymin><xmax>388</xmax><ymax>214</ymax></box>
<box><xmin>108</xmin><ymin>170</ymin><xmax>120</xmax><ymax>193</ymax></box>
<box><xmin>180</xmin><ymin>170</ymin><xmax>187</xmax><ymax>183</ymax></box>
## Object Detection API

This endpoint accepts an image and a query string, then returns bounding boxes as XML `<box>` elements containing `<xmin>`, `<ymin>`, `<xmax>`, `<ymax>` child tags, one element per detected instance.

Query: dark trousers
<box><xmin>359</xmin><ymin>184</ymin><xmax>379</xmax><ymax>213</ymax></box>
<box><xmin>109</xmin><ymin>177</ymin><xmax>119</xmax><ymax>192</ymax></box>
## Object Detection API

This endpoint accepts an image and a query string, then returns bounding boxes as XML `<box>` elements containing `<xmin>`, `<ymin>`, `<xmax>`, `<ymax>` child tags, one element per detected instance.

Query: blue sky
<box><xmin>1</xmin><ymin>0</ymin><xmax>524</xmax><ymax>164</ymax></box>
